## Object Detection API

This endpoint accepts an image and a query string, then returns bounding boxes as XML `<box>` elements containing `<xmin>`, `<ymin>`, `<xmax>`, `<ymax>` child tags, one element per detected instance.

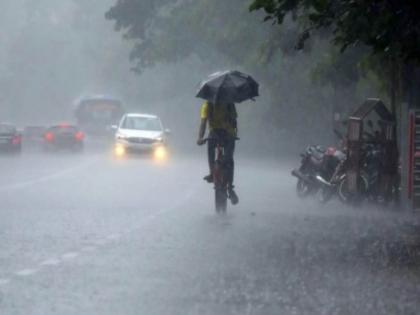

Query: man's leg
<box><xmin>224</xmin><ymin>138</ymin><xmax>235</xmax><ymax>187</ymax></box>
<box><xmin>224</xmin><ymin>138</ymin><xmax>238</xmax><ymax>204</ymax></box>
<box><xmin>204</xmin><ymin>139</ymin><xmax>216</xmax><ymax>182</ymax></box>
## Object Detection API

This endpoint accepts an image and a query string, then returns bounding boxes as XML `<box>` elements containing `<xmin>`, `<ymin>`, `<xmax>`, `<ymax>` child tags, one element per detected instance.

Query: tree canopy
<box><xmin>105</xmin><ymin>0</ymin><xmax>278</xmax><ymax>72</ymax></box>
<box><xmin>249</xmin><ymin>0</ymin><xmax>420</xmax><ymax>62</ymax></box>
<box><xmin>105</xmin><ymin>0</ymin><xmax>386</xmax><ymax>146</ymax></box>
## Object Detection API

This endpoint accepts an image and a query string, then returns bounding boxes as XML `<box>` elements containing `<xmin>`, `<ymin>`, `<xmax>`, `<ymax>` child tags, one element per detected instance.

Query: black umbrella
<box><xmin>196</xmin><ymin>70</ymin><xmax>259</xmax><ymax>104</ymax></box>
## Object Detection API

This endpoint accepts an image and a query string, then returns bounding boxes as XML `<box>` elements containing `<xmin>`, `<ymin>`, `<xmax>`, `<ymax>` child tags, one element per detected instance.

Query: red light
<box><xmin>74</xmin><ymin>131</ymin><xmax>84</xmax><ymax>141</ymax></box>
<box><xmin>12</xmin><ymin>135</ymin><xmax>21</xmax><ymax>145</ymax></box>
<box><xmin>45</xmin><ymin>132</ymin><xmax>54</xmax><ymax>142</ymax></box>
<box><xmin>59</xmin><ymin>123</ymin><xmax>70</xmax><ymax>129</ymax></box>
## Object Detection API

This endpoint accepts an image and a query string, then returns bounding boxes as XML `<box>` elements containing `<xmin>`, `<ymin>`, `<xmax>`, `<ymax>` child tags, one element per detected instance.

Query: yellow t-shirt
<box><xmin>200</xmin><ymin>101</ymin><xmax>237</xmax><ymax>136</ymax></box>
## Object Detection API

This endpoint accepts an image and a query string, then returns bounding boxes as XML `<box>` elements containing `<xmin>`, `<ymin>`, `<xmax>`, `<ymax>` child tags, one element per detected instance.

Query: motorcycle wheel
<box><xmin>319</xmin><ymin>187</ymin><xmax>334</xmax><ymax>203</ymax></box>
<box><xmin>338</xmin><ymin>174</ymin><xmax>368</xmax><ymax>204</ymax></box>
<box><xmin>296</xmin><ymin>179</ymin><xmax>314</xmax><ymax>198</ymax></box>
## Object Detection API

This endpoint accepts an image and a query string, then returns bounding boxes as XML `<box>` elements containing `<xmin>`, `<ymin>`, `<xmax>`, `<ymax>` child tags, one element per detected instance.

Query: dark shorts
<box><xmin>207</xmin><ymin>129</ymin><xmax>235</xmax><ymax>186</ymax></box>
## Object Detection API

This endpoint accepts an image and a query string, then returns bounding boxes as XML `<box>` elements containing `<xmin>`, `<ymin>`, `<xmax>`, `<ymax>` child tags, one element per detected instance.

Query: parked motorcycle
<box><xmin>320</xmin><ymin>140</ymin><xmax>384</xmax><ymax>205</ymax></box>
<box><xmin>292</xmin><ymin>145</ymin><xmax>342</xmax><ymax>199</ymax></box>
<box><xmin>298</xmin><ymin>121</ymin><xmax>400</xmax><ymax>206</ymax></box>
<box><xmin>292</xmin><ymin>145</ymin><xmax>325</xmax><ymax>198</ymax></box>
<box><xmin>315</xmin><ymin>148</ymin><xmax>347</xmax><ymax>203</ymax></box>
<box><xmin>296</xmin><ymin>129</ymin><xmax>348</xmax><ymax>203</ymax></box>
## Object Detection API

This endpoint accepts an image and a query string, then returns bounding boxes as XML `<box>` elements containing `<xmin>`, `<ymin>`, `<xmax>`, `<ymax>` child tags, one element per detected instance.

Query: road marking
<box><xmin>40</xmin><ymin>258</ymin><xmax>61</xmax><ymax>266</ymax></box>
<box><xmin>0</xmin><ymin>160</ymin><xmax>94</xmax><ymax>192</ymax></box>
<box><xmin>61</xmin><ymin>252</ymin><xmax>79</xmax><ymax>260</ymax></box>
<box><xmin>0</xmin><ymin>186</ymin><xmax>197</xmax><ymax>286</ymax></box>
<box><xmin>15</xmin><ymin>269</ymin><xmax>38</xmax><ymax>277</ymax></box>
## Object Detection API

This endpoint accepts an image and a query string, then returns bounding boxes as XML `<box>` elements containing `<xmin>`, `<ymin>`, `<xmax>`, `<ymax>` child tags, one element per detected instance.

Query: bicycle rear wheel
<box><xmin>215</xmin><ymin>188</ymin><xmax>227</xmax><ymax>213</ymax></box>
<box><xmin>213</xmin><ymin>163</ymin><xmax>227</xmax><ymax>214</ymax></box>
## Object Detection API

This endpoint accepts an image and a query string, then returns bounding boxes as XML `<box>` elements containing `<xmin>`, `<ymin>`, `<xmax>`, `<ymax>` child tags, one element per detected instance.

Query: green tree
<box><xmin>105</xmin><ymin>0</ymin><xmax>276</xmax><ymax>72</ymax></box>
<box><xmin>249</xmin><ymin>0</ymin><xmax>420</xmax><ymax>62</ymax></box>
<box><xmin>105</xmin><ymin>0</ymin><xmax>384</xmax><ymax>148</ymax></box>
<box><xmin>249</xmin><ymin>0</ymin><xmax>420</xmax><ymax>116</ymax></box>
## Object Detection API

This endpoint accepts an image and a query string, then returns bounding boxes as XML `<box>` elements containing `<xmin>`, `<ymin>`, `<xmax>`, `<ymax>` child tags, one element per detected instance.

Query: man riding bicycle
<box><xmin>197</xmin><ymin>101</ymin><xmax>239</xmax><ymax>205</ymax></box>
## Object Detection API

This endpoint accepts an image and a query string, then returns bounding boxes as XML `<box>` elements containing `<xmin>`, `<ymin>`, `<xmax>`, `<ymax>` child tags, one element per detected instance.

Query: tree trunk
<box><xmin>390</xmin><ymin>56</ymin><xmax>397</xmax><ymax>119</ymax></box>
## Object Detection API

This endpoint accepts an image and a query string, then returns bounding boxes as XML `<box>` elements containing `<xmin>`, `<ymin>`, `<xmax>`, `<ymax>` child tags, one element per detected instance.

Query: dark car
<box><xmin>43</xmin><ymin>124</ymin><xmax>85</xmax><ymax>152</ymax></box>
<box><xmin>0</xmin><ymin>123</ymin><xmax>22</xmax><ymax>154</ymax></box>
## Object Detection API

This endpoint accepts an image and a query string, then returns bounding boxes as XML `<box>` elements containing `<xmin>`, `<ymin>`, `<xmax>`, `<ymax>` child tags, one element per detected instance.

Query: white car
<box><xmin>113</xmin><ymin>113</ymin><xmax>169</xmax><ymax>159</ymax></box>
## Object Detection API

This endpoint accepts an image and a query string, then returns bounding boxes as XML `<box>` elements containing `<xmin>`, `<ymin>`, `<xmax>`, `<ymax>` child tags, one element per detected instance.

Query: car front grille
<box><xmin>127</xmin><ymin>137</ymin><xmax>156</xmax><ymax>144</ymax></box>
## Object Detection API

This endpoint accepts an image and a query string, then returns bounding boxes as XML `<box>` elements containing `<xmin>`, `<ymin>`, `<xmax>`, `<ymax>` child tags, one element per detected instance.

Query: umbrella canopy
<box><xmin>196</xmin><ymin>70</ymin><xmax>259</xmax><ymax>104</ymax></box>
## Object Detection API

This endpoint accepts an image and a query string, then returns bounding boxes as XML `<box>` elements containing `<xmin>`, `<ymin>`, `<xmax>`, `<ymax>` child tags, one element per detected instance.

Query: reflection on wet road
<box><xmin>0</xmin><ymin>152</ymin><xmax>419</xmax><ymax>315</ymax></box>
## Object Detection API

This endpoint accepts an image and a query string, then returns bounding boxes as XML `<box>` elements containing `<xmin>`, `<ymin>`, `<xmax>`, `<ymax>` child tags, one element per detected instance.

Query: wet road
<box><xmin>0</xmin><ymin>150</ymin><xmax>419</xmax><ymax>315</ymax></box>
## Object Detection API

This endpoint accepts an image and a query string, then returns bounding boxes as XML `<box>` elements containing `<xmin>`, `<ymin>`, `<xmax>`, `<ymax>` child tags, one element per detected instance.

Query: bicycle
<box><xmin>203</xmin><ymin>136</ymin><xmax>239</xmax><ymax>213</ymax></box>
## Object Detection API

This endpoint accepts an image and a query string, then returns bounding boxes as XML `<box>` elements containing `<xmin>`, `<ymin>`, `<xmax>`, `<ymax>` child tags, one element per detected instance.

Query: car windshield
<box><xmin>48</xmin><ymin>126</ymin><xmax>78</xmax><ymax>133</ymax></box>
<box><xmin>121</xmin><ymin>116</ymin><xmax>162</xmax><ymax>131</ymax></box>
<box><xmin>24</xmin><ymin>127</ymin><xmax>46</xmax><ymax>136</ymax></box>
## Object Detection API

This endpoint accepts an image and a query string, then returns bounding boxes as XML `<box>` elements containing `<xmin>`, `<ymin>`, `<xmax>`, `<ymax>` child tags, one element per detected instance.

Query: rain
<box><xmin>0</xmin><ymin>1</ymin><xmax>420</xmax><ymax>314</ymax></box>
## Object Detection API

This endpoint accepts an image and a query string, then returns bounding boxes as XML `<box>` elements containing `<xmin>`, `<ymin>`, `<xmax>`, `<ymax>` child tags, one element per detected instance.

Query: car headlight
<box><xmin>114</xmin><ymin>144</ymin><xmax>126</xmax><ymax>157</ymax></box>
<box><xmin>155</xmin><ymin>137</ymin><xmax>164</xmax><ymax>143</ymax></box>
<box><xmin>153</xmin><ymin>146</ymin><xmax>167</xmax><ymax>161</ymax></box>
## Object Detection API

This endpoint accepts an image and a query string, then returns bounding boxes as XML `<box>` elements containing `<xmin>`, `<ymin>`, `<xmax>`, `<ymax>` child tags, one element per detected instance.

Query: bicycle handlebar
<box><xmin>201</xmin><ymin>137</ymin><xmax>240</xmax><ymax>143</ymax></box>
